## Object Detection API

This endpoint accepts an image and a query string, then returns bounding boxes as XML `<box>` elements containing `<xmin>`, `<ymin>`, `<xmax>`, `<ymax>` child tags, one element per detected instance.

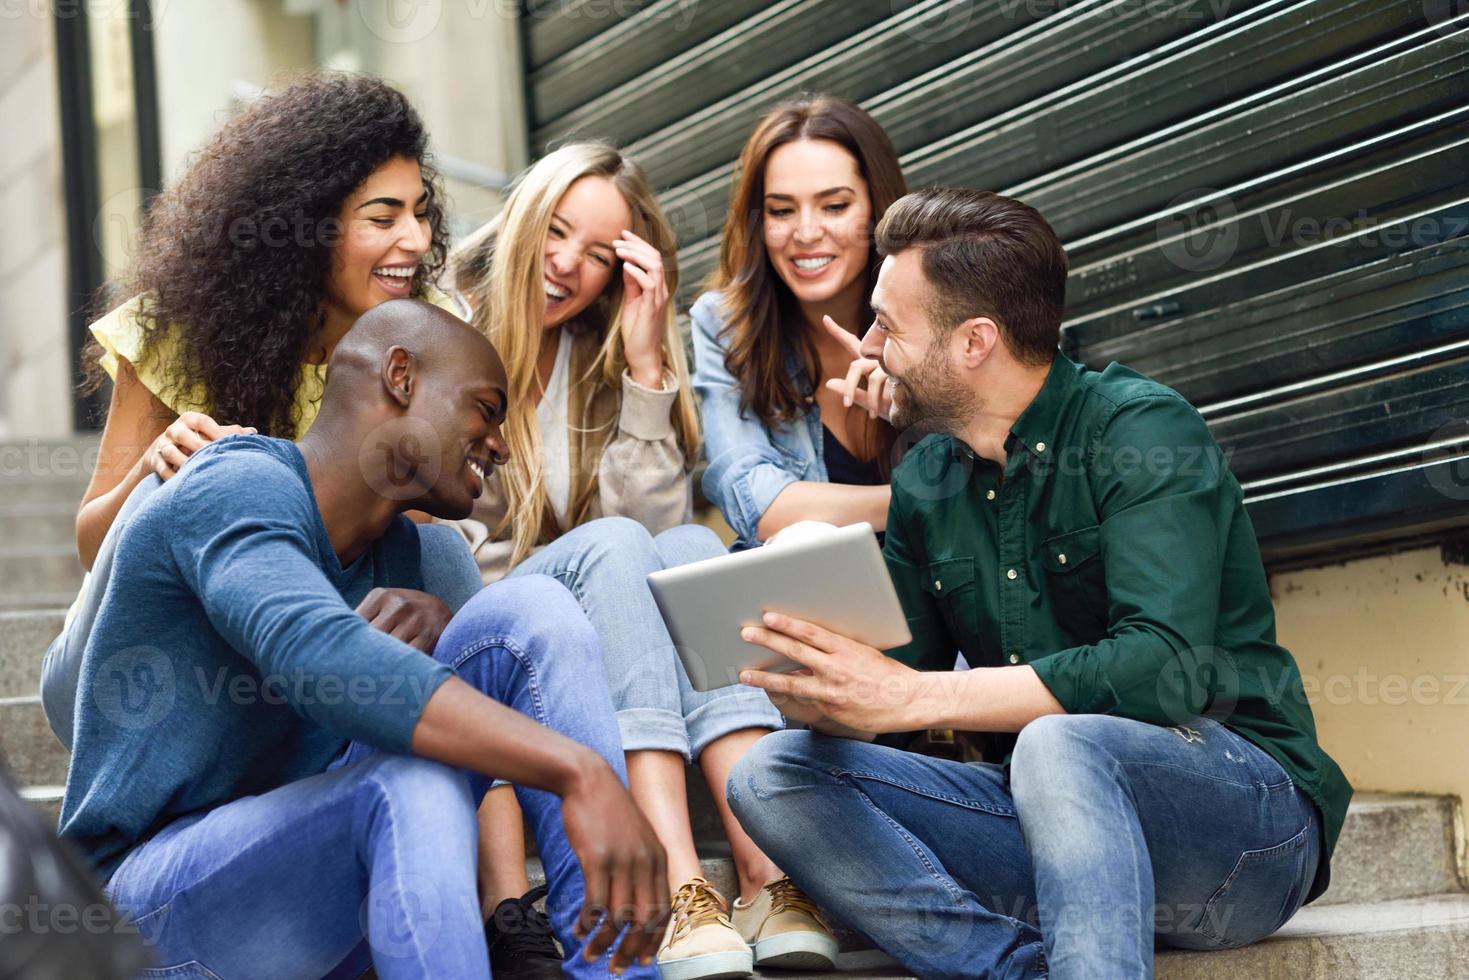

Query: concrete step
<box><xmin>19</xmin><ymin>785</ymin><xmax>62</xmax><ymax>827</ymax></box>
<box><xmin>0</xmin><ymin>438</ymin><xmax>100</xmax><ymax>485</ymax></box>
<box><xmin>0</xmin><ymin>476</ymin><xmax>93</xmax><ymax>505</ymax></box>
<box><xmin>0</xmin><ymin>609</ymin><xmax>64</xmax><ymax>697</ymax></box>
<box><xmin>0</xmin><ymin>591</ymin><xmax>78</xmax><ymax>612</ymax></box>
<box><xmin>473</xmin><ymin>883</ymin><xmax>1469</xmax><ymax>979</ymax></box>
<box><xmin>1322</xmin><ymin>793</ymin><xmax>1462</xmax><ymax>906</ymax></box>
<box><xmin>0</xmin><ymin>544</ymin><xmax>84</xmax><ymax>595</ymax></box>
<box><xmin>738</xmin><ymin>893</ymin><xmax>1469</xmax><ymax>978</ymax></box>
<box><xmin>0</xmin><ymin>501</ymin><xmax>79</xmax><ymax>546</ymax></box>
<box><xmin>0</xmin><ymin>695</ymin><xmax>67</xmax><ymax>788</ymax></box>
<box><xmin>1156</xmin><ymin>891</ymin><xmax>1469</xmax><ymax>979</ymax></box>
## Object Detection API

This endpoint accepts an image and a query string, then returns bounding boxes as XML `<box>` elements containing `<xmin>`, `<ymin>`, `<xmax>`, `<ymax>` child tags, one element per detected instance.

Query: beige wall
<box><xmin>151</xmin><ymin>0</ymin><xmax>316</xmax><ymax>180</ymax></box>
<box><xmin>0</xmin><ymin>10</ymin><xmax>72</xmax><ymax>438</ymax></box>
<box><xmin>1273</xmin><ymin>546</ymin><xmax>1469</xmax><ymax>877</ymax></box>
<box><xmin>0</xmin><ymin>0</ymin><xmax>524</xmax><ymax>440</ymax></box>
<box><xmin>313</xmin><ymin>0</ymin><xmax>528</xmax><ymax>233</ymax></box>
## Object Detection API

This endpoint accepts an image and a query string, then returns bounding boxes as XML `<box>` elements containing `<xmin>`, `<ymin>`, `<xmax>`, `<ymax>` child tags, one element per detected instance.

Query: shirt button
<box><xmin>1007</xmin><ymin>569</ymin><xmax>1018</xmax><ymax>581</ymax></box>
<box><xmin>1008</xmin><ymin>654</ymin><xmax>1020</xmax><ymax>664</ymax></box>
<box><xmin>1036</xmin><ymin>442</ymin><xmax>1047</xmax><ymax>452</ymax></box>
<box><xmin>1058</xmin><ymin>553</ymin><xmax>1068</xmax><ymax>565</ymax></box>
<box><xmin>986</xmin><ymin>490</ymin><xmax>996</xmax><ymax>501</ymax></box>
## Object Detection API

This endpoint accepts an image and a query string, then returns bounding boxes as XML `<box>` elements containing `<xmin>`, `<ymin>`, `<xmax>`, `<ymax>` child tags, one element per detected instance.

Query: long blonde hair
<box><xmin>451</xmin><ymin>142</ymin><xmax>701</xmax><ymax>567</ymax></box>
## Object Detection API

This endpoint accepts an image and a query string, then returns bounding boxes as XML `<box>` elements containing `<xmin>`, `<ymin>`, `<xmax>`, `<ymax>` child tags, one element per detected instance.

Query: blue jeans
<box><xmin>729</xmin><ymin>715</ymin><xmax>1320</xmax><ymax>980</ymax></box>
<box><xmin>509</xmin><ymin>517</ymin><xmax>782</xmax><ymax>760</ymax></box>
<box><xmin>103</xmin><ymin>575</ymin><xmax>659</xmax><ymax>980</ymax></box>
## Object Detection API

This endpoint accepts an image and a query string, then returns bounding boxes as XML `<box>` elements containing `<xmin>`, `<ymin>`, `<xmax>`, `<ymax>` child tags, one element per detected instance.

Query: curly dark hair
<box><xmin>84</xmin><ymin>71</ymin><xmax>449</xmax><ymax>437</ymax></box>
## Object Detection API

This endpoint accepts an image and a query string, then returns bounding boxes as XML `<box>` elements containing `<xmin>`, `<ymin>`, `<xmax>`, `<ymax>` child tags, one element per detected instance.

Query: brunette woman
<box><xmin>692</xmin><ymin>96</ymin><xmax>907</xmax><ymax>547</ymax></box>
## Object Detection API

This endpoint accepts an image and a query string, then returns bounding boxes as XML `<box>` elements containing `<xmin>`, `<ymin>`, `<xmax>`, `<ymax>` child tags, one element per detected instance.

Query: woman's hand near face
<box><xmin>613</xmin><ymin>228</ymin><xmax>668</xmax><ymax>389</ymax></box>
<box><xmin>821</xmin><ymin>315</ymin><xmax>893</xmax><ymax>422</ymax></box>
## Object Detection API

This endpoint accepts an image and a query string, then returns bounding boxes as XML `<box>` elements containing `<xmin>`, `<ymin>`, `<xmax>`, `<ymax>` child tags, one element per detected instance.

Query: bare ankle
<box><xmin>735</xmin><ymin>866</ymin><xmax>779</xmax><ymax>905</ymax></box>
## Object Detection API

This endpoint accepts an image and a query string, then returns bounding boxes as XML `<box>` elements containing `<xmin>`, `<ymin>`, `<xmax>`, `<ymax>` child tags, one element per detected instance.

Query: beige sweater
<box><xmin>441</xmin><ymin>328</ymin><xmax>693</xmax><ymax>583</ymax></box>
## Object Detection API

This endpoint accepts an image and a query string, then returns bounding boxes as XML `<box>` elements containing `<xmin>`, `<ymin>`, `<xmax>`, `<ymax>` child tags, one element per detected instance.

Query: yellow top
<box><xmin>90</xmin><ymin>287</ymin><xmax>466</xmax><ymax>435</ymax></box>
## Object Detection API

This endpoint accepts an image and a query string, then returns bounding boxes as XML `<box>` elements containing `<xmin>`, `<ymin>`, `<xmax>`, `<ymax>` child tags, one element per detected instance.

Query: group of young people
<box><xmin>41</xmin><ymin>70</ymin><xmax>1351</xmax><ymax>980</ymax></box>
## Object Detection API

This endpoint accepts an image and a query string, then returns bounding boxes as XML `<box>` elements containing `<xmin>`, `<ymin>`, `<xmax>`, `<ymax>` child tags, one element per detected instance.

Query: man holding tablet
<box><xmin>730</xmin><ymin>189</ymin><xmax>1351</xmax><ymax>979</ymax></box>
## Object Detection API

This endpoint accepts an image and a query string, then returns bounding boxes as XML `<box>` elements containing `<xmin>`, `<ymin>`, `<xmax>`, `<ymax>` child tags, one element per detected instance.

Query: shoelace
<box><xmin>670</xmin><ymin>877</ymin><xmax>729</xmax><ymax>940</ymax></box>
<box><xmin>489</xmin><ymin>884</ymin><xmax>561</xmax><ymax>960</ymax></box>
<box><xmin>767</xmin><ymin>876</ymin><xmax>827</xmax><ymax>927</ymax></box>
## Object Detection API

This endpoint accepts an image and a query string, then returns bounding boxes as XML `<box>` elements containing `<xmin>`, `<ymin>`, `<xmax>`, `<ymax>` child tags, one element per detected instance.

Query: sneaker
<box><xmin>732</xmin><ymin>876</ymin><xmax>838</xmax><ymax>971</ymax></box>
<box><xmin>485</xmin><ymin>884</ymin><xmax>564</xmax><ymax>980</ymax></box>
<box><xmin>657</xmin><ymin>877</ymin><xmax>755</xmax><ymax>980</ymax></box>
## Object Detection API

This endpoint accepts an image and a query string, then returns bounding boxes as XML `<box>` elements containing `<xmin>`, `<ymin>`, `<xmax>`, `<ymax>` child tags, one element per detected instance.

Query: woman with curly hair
<box><xmin>44</xmin><ymin>72</ymin><xmax>482</xmax><ymax>751</ymax></box>
<box><xmin>446</xmin><ymin>142</ymin><xmax>835</xmax><ymax>979</ymax></box>
<box><xmin>73</xmin><ymin>71</ymin><xmax>451</xmax><ymax>567</ymax></box>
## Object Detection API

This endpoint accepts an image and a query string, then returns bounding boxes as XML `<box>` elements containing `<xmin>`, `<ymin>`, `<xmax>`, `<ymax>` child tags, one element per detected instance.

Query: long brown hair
<box><xmin>707</xmin><ymin>96</ymin><xmax>907</xmax><ymax>441</ymax></box>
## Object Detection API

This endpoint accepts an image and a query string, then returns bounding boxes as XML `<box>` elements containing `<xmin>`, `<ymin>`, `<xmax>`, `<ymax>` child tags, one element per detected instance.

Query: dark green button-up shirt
<box><xmin>883</xmin><ymin>353</ymin><xmax>1351</xmax><ymax>900</ymax></box>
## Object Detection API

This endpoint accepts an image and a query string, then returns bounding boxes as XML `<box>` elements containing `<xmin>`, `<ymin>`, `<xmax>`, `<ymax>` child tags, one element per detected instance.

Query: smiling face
<box><xmin>864</xmin><ymin>249</ymin><xmax>977</xmax><ymax>433</ymax></box>
<box><xmin>541</xmin><ymin>175</ymin><xmax>632</xmax><ymax>329</ymax></box>
<box><xmin>761</xmin><ymin>138</ymin><xmax>873</xmax><ymax>309</ymax></box>
<box><xmin>323</xmin><ymin>156</ymin><xmax>432</xmax><ymax>326</ymax></box>
<box><xmin>412</xmin><ymin>334</ymin><xmax>511</xmax><ymax>520</ymax></box>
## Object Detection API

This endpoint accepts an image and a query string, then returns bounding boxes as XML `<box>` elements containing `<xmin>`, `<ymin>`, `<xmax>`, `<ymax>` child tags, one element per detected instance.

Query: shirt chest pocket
<box><xmin>1041</xmin><ymin>525</ymin><xmax>1108</xmax><ymax>643</ymax></box>
<box><xmin>920</xmin><ymin>556</ymin><xmax>980</xmax><ymax>652</ymax></box>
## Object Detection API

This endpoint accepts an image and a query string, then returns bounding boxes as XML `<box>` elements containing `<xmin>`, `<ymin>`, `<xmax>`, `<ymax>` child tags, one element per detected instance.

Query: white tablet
<box><xmin>647</xmin><ymin>522</ymin><xmax>912</xmax><ymax>692</ymax></box>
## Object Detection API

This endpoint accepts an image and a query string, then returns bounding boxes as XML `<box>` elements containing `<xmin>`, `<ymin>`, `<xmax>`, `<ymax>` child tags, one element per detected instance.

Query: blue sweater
<box><xmin>59</xmin><ymin>436</ymin><xmax>454</xmax><ymax>878</ymax></box>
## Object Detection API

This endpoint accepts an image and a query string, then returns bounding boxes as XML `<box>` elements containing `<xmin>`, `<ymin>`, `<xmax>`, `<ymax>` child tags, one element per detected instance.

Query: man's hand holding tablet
<box><xmin>738</xmin><ymin>610</ymin><xmax>938</xmax><ymax>739</ymax></box>
<box><xmin>645</xmin><ymin>522</ymin><xmax>911</xmax><ymax>707</ymax></box>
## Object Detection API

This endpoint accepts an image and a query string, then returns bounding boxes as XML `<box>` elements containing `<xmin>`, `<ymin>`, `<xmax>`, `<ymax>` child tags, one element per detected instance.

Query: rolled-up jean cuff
<box><xmin>618</xmin><ymin>707</ymin><xmax>693</xmax><ymax>760</ymax></box>
<box><xmin>687</xmin><ymin>689</ymin><xmax>784</xmax><ymax>761</ymax></box>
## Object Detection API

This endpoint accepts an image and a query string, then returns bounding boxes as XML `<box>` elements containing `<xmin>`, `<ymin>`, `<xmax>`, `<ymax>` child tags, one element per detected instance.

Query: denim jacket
<box><xmin>690</xmin><ymin>290</ymin><xmax>831</xmax><ymax>549</ymax></box>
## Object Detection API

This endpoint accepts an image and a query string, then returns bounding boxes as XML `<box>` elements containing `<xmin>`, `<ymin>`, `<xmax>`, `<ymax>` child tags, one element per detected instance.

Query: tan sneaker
<box><xmin>732</xmin><ymin>875</ymin><xmax>838</xmax><ymax>971</ymax></box>
<box><xmin>657</xmin><ymin>877</ymin><xmax>754</xmax><ymax>980</ymax></box>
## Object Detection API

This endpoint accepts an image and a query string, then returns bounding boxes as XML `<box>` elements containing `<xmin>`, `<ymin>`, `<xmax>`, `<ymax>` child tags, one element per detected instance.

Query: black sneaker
<box><xmin>485</xmin><ymin>884</ymin><xmax>564</xmax><ymax>979</ymax></box>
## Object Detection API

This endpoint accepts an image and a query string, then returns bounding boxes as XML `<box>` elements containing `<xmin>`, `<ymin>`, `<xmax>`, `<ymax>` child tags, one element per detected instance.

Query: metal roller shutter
<box><xmin>520</xmin><ymin>0</ymin><xmax>1469</xmax><ymax>568</ymax></box>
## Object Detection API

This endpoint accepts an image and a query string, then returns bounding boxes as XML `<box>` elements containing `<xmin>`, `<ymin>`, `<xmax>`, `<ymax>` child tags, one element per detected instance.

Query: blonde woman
<box><xmin>447</xmin><ymin>143</ymin><xmax>836</xmax><ymax>979</ymax></box>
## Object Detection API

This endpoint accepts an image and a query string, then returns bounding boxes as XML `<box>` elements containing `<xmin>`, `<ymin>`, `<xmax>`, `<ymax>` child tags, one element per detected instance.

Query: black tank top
<box><xmin>822</xmin><ymin>425</ymin><xmax>883</xmax><ymax>487</ymax></box>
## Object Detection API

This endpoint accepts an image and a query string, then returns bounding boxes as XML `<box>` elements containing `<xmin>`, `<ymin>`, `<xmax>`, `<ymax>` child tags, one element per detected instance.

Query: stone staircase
<box><xmin>3</xmin><ymin>437</ymin><xmax>1468</xmax><ymax>977</ymax></box>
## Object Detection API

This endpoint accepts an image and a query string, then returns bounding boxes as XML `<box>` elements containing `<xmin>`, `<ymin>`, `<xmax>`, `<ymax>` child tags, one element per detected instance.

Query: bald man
<box><xmin>59</xmin><ymin>300</ymin><xmax>668</xmax><ymax>979</ymax></box>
